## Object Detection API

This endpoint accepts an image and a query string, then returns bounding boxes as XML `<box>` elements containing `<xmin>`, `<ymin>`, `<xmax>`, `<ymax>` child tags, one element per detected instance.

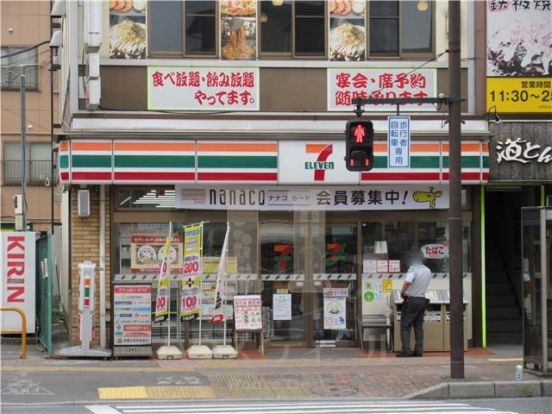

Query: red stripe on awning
<box><xmin>72</xmin><ymin>172</ymin><xmax>112</xmax><ymax>180</ymax></box>
<box><xmin>360</xmin><ymin>172</ymin><xmax>440</xmax><ymax>181</ymax></box>
<box><xmin>60</xmin><ymin>172</ymin><xmax>70</xmax><ymax>182</ymax></box>
<box><xmin>114</xmin><ymin>172</ymin><xmax>195</xmax><ymax>181</ymax></box>
<box><xmin>442</xmin><ymin>172</ymin><xmax>482</xmax><ymax>181</ymax></box>
<box><xmin>198</xmin><ymin>172</ymin><xmax>278</xmax><ymax>181</ymax></box>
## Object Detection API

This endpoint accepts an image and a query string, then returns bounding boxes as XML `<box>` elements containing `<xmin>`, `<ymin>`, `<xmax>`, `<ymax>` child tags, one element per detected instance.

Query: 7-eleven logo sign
<box><xmin>305</xmin><ymin>144</ymin><xmax>334</xmax><ymax>181</ymax></box>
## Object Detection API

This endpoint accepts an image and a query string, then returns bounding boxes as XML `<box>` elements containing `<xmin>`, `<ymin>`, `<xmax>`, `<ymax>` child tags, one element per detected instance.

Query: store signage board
<box><xmin>176</xmin><ymin>185</ymin><xmax>449</xmax><ymax>211</ymax></box>
<box><xmin>0</xmin><ymin>232</ymin><xmax>36</xmax><ymax>333</ymax></box>
<box><xmin>113</xmin><ymin>284</ymin><xmax>152</xmax><ymax>347</ymax></box>
<box><xmin>273</xmin><ymin>294</ymin><xmax>292</xmax><ymax>321</ymax></box>
<box><xmin>180</xmin><ymin>223</ymin><xmax>202</xmax><ymax>321</ymax></box>
<box><xmin>148</xmin><ymin>67</ymin><xmax>259</xmax><ymax>111</ymax></box>
<box><xmin>327</xmin><ymin>68</ymin><xmax>436</xmax><ymax>112</ymax></box>
<box><xmin>486</xmin><ymin>1</ymin><xmax>552</xmax><ymax>113</ymax></box>
<box><xmin>387</xmin><ymin>116</ymin><xmax>410</xmax><ymax>168</ymax></box>
<box><xmin>279</xmin><ymin>141</ymin><xmax>360</xmax><ymax>184</ymax></box>
<box><xmin>234</xmin><ymin>295</ymin><xmax>262</xmax><ymax>331</ymax></box>
<box><xmin>421</xmin><ymin>244</ymin><xmax>449</xmax><ymax>259</ymax></box>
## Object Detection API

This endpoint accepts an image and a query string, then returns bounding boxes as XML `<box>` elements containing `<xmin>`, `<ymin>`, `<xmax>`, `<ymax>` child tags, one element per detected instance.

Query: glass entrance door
<box><xmin>310</xmin><ymin>221</ymin><xmax>358</xmax><ymax>345</ymax></box>
<box><xmin>260</xmin><ymin>213</ymin><xmax>306</xmax><ymax>345</ymax></box>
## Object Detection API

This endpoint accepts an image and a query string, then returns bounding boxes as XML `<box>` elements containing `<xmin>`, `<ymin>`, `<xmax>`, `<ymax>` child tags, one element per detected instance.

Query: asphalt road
<box><xmin>2</xmin><ymin>398</ymin><xmax>551</xmax><ymax>414</ymax></box>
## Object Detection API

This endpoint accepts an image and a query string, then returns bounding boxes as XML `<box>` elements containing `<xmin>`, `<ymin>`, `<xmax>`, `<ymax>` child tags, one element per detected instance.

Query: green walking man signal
<box><xmin>345</xmin><ymin>120</ymin><xmax>374</xmax><ymax>171</ymax></box>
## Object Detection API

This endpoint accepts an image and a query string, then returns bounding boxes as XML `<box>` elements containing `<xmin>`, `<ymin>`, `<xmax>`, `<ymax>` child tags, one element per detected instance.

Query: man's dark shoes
<box><xmin>396</xmin><ymin>352</ymin><xmax>413</xmax><ymax>358</ymax></box>
<box><xmin>412</xmin><ymin>352</ymin><xmax>423</xmax><ymax>357</ymax></box>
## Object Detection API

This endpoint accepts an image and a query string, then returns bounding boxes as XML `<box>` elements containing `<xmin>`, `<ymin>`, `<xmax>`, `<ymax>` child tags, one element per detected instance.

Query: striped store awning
<box><xmin>59</xmin><ymin>139</ymin><xmax>488</xmax><ymax>185</ymax></box>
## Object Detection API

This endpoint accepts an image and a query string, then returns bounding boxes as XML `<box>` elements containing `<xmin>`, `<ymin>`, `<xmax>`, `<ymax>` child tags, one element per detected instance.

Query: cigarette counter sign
<box><xmin>345</xmin><ymin>120</ymin><xmax>374</xmax><ymax>171</ymax></box>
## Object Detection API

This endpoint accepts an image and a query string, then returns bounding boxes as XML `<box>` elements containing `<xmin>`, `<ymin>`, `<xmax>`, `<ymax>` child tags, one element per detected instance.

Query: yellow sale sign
<box><xmin>487</xmin><ymin>77</ymin><xmax>552</xmax><ymax>113</ymax></box>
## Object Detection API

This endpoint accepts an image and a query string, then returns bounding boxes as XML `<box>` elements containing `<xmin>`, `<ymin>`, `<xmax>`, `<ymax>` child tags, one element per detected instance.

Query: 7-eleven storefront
<box><xmin>59</xmin><ymin>137</ymin><xmax>488</xmax><ymax>349</ymax></box>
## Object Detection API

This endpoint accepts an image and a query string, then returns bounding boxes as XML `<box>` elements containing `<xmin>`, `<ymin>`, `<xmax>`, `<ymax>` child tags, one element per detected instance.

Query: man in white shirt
<box><xmin>397</xmin><ymin>250</ymin><xmax>432</xmax><ymax>357</ymax></box>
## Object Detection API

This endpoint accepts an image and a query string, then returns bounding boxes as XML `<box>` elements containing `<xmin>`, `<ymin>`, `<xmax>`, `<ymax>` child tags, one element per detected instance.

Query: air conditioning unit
<box><xmin>78</xmin><ymin>189</ymin><xmax>90</xmax><ymax>217</ymax></box>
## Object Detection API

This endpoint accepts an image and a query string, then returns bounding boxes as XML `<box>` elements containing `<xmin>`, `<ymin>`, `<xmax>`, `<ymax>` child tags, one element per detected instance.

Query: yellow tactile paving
<box><xmin>146</xmin><ymin>386</ymin><xmax>215</xmax><ymax>399</ymax></box>
<box><xmin>98</xmin><ymin>386</ymin><xmax>148</xmax><ymax>399</ymax></box>
<box><xmin>98</xmin><ymin>386</ymin><xmax>215</xmax><ymax>400</ymax></box>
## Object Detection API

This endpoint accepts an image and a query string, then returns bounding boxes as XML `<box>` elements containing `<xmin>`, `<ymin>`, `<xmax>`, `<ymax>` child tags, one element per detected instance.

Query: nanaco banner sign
<box><xmin>176</xmin><ymin>185</ymin><xmax>449</xmax><ymax>211</ymax></box>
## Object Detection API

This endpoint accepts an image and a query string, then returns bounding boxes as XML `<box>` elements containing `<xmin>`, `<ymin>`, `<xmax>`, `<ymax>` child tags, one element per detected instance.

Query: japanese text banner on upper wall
<box><xmin>486</xmin><ymin>0</ymin><xmax>552</xmax><ymax>113</ymax></box>
<box><xmin>148</xmin><ymin>67</ymin><xmax>260</xmax><ymax>111</ymax></box>
<box><xmin>327</xmin><ymin>68</ymin><xmax>436</xmax><ymax>112</ymax></box>
<box><xmin>175</xmin><ymin>185</ymin><xmax>449</xmax><ymax>211</ymax></box>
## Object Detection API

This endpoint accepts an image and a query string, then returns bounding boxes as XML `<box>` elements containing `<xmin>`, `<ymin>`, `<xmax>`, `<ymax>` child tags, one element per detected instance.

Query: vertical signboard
<box><xmin>387</xmin><ymin>116</ymin><xmax>411</xmax><ymax>168</ymax></box>
<box><xmin>180</xmin><ymin>223</ymin><xmax>202</xmax><ymax>320</ymax></box>
<box><xmin>113</xmin><ymin>284</ymin><xmax>152</xmax><ymax>346</ymax></box>
<box><xmin>486</xmin><ymin>1</ymin><xmax>552</xmax><ymax>113</ymax></box>
<box><xmin>0</xmin><ymin>232</ymin><xmax>36</xmax><ymax>333</ymax></box>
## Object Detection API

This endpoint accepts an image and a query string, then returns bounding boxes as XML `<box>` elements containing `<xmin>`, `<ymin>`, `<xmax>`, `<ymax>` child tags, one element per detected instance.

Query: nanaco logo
<box><xmin>305</xmin><ymin>144</ymin><xmax>334</xmax><ymax>181</ymax></box>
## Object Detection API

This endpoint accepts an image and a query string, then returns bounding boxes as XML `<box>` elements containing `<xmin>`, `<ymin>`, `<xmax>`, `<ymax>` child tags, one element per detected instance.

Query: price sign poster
<box><xmin>180</xmin><ymin>223</ymin><xmax>202</xmax><ymax>320</ymax></box>
<box><xmin>234</xmin><ymin>295</ymin><xmax>262</xmax><ymax>331</ymax></box>
<box><xmin>486</xmin><ymin>1</ymin><xmax>552</xmax><ymax>113</ymax></box>
<box><xmin>113</xmin><ymin>285</ymin><xmax>152</xmax><ymax>346</ymax></box>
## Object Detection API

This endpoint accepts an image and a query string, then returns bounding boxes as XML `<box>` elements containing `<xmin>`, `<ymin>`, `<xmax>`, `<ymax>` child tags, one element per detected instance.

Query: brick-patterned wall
<box><xmin>70</xmin><ymin>186</ymin><xmax>111</xmax><ymax>346</ymax></box>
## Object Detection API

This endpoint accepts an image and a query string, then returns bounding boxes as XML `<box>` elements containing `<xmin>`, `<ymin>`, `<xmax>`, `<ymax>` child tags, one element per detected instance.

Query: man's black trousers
<box><xmin>400</xmin><ymin>297</ymin><xmax>427</xmax><ymax>355</ymax></box>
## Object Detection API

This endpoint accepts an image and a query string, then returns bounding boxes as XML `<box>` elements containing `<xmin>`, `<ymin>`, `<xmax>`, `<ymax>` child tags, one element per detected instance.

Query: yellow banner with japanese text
<box><xmin>487</xmin><ymin>77</ymin><xmax>552</xmax><ymax>113</ymax></box>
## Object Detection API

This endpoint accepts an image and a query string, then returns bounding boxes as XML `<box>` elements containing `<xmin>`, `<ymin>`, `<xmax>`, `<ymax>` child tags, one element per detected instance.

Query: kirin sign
<box><xmin>1</xmin><ymin>232</ymin><xmax>36</xmax><ymax>333</ymax></box>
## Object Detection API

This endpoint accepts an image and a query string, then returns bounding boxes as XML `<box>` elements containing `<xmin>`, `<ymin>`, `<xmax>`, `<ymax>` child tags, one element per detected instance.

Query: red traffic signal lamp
<box><xmin>345</xmin><ymin>120</ymin><xmax>374</xmax><ymax>171</ymax></box>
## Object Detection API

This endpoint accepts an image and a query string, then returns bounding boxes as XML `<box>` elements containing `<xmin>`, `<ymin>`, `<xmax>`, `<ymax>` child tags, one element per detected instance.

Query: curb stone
<box><xmin>408</xmin><ymin>380</ymin><xmax>552</xmax><ymax>399</ymax></box>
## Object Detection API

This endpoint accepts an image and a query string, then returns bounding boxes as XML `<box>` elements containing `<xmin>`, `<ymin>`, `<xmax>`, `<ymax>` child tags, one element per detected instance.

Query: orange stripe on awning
<box><xmin>197</xmin><ymin>142</ymin><xmax>277</xmax><ymax>152</ymax></box>
<box><xmin>411</xmin><ymin>142</ymin><xmax>441</xmax><ymax>152</ymax></box>
<box><xmin>442</xmin><ymin>142</ymin><xmax>482</xmax><ymax>152</ymax></box>
<box><xmin>113</xmin><ymin>142</ymin><xmax>195</xmax><ymax>152</ymax></box>
<box><xmin>71</xmin><ymin>141</ymin><xmax>112</xmax><ymax>151</ymax></box>
<box><xmin>481</xmin><ymin>142</ymin><xmax>489</xmax><ymax>153</ymax></box>
<box><xmin>59</xmin><ymin>141</ymin><xmax>69</xmax><ymax>151</ymax></box>
<box><xmin>306</xmin><ymin>144</ymin><xmax>328</xmax><ymax>153</ymax></box>
<box><xmin>374</xmin><ymin>142</ymin><xmax>387</xmax><ymax>152</ymax></box>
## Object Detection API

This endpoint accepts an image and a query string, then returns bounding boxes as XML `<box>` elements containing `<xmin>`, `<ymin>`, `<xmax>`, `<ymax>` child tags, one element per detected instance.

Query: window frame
<box><xmin>2</xmin><ymin>142</ymin><xmax>53</xmax><ymax>186</ymax></box>
<box><xmin>0</xmin><ymin>46</ymin><xmax>39</xmax><ymax>91</ymax></box>
<box><xmin>259</xmin><ymin>0</ymin><xmax>327</xmax><ymax>59</ymax></box>
<box><xmin>367</xmin><ymin>0</ymin><xmax>435</xmax><ymax>60</ymax></box>
<box><xmin>148</xmin><ymin>0</ymin><xmax>219</xmax><ymax>58</ymax></box>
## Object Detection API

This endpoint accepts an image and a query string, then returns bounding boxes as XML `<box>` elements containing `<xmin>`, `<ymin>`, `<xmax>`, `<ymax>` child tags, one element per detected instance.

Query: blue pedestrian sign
<box><xmin>387</xmin><ymin>116</ymin><xmax>411</xmax><ymax>168</ymax></box>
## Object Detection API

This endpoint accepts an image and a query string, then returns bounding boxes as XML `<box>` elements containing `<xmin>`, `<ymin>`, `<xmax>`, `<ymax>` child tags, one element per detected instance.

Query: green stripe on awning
<box><xmin>114</xmin><ymin>155</ymin><xmax>195</xmax><ymax>168</ymax></box>
<box><xmin>59</xmin><ymin>155</ymin><xmax>69</xmax><ymax>169</ymax></box>
<box><xmin>374</xmin><ymin>155</ymin><xmax>441</xmax><ymax>169</ymax></box>
<box><xmin>198</xmin><ymin>156</ymin><xmax>277</xmax><ymax>169</ymax></box>
<box><xmin>482</xmin><ymin>156</ymin><xmax>489</xmax><ymax>168</ymax></box>
<box><xmin>442</xmin><ymin>156</ymin><xmax>481</xmax><ymax>169</ymax></box>
<box><xmin>72</xmin><ymin>155</ymin><xmax>111</xmax><ymax>168</ymax></box>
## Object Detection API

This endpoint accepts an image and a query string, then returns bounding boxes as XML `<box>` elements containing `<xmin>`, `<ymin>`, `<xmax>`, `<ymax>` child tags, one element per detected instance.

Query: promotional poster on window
<box><xmin>109</xmin><ymin>0</ymin><xmax>147</xmax><ymax>59</ymax></box>
<box><xmin>221</xmin><ymin>0</ymin><xmax>257</xmax><ymax>60</ymax></box>
<box><xmin>323</xmin><ymin>288</ymin><xmax>348</xmax><ymax>330</ymax></box>
<box><xmin>234</xmin><ymin>295</ymin><xmax>263</xmax><ymax>331</ymax></box>
<box><xmin>486</xmin><ymin>0</ymin><xmax>552</xmax><ymax>113</ymax></box>
<box><xmin>130</xmin><ymin>234</ymin><xmax>183</xmax><ymax>273</ymax></box>
<box><xmin>329</xmin><ymin>0</ymin><xmax>366</xmax><ymax>61</ymax></box>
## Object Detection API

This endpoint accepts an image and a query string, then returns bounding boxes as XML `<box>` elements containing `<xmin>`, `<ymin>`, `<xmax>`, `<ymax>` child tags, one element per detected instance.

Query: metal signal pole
<box><xmin>448</xmin><ymin>0</ymin><xmax>464</xmax><ymax>379</ymax></box>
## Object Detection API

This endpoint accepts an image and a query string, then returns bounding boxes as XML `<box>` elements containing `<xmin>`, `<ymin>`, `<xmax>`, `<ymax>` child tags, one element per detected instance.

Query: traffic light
<box><xmin>345</xmin><ymin>120</ymin><xmax>374</xmax><ymax>171</ymax></box>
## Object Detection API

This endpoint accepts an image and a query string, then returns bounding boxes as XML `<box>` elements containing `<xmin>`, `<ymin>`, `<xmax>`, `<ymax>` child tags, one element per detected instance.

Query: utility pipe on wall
<box><xmin>99</xmin><ymin>184</ymin><xmax>106</xmax><ymax>348</ymax></box>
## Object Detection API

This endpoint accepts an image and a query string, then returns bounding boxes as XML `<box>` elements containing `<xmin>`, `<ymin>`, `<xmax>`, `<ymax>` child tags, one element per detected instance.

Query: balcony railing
<box><xmin>2</xmin><ymin>160</ymin><xmax>58</xmax><ymax>185</ymax></box>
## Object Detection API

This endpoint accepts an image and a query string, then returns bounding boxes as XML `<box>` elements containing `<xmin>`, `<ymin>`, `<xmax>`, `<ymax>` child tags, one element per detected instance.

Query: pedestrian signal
<box><xmin>345</xmin><ymin>120</ymin><xmax>374</xmax><ymax>171</ymax></box>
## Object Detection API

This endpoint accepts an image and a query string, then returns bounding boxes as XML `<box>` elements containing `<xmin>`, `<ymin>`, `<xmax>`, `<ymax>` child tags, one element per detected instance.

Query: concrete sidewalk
<box><xmin>1</xmin><ymin>337</ymin><xmax>551</xmax><ymax>402</ymax></box>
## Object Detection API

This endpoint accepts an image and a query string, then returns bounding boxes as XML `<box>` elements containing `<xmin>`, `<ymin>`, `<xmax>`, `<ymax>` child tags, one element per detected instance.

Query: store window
<box><xmin>1</xmin><ymin>46</ymin><xmax>38</xmax><ymax>90</ymax></box>
<box><xmin>259</xmin><ymin>0</ymin><xmax>326</xmax><ymax>57</ymax></box>
<box><xmin>149</xmin><ymin>0</ymin><xmax>216</xmax><ymax>56</ymax></box>
<box><xmin>3</xmin><ymin>142</ymin><xmax>52</xmax><ymax>185</ymax></box>
<box><xmin>369</xmin><ymin>0</ymin><xmax>432</xmax><ymax>57</ymax></box>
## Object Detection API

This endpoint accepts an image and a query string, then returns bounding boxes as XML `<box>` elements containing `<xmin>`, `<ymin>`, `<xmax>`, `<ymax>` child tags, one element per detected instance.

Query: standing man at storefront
<box><xmin>397</xmin><ymin>249</ymin><xmax>431</xmax><ymax>357</ymax></box>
